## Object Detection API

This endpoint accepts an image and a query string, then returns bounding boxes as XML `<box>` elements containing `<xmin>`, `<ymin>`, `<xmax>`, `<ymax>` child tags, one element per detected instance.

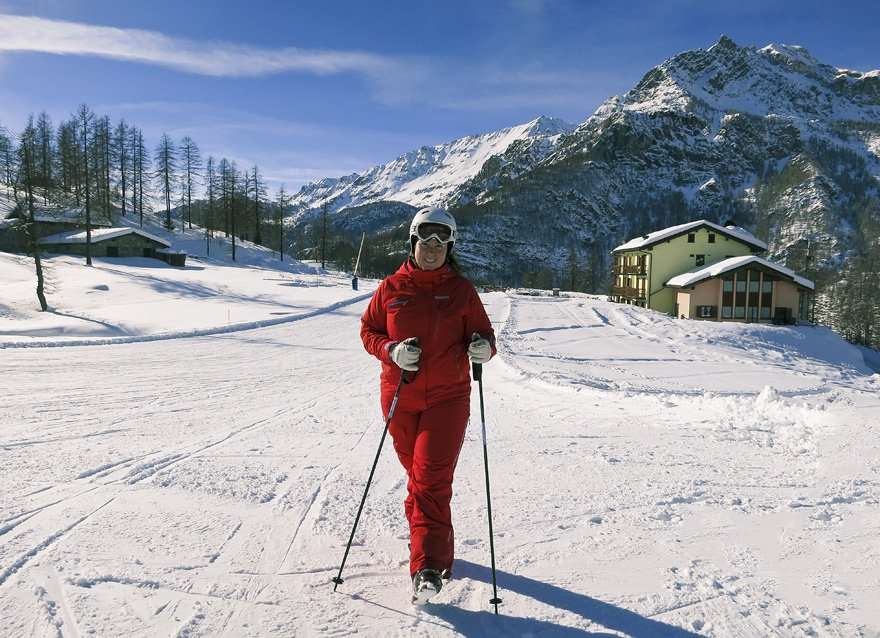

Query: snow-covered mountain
<box><xmin>453</xmin><ymin>36</ymin><xmax>880</xmax><ymax>289</ymax></box>
<box><xmin>289</xmin><ymin>115</ymin><xmax>573</xmax><ymax>218</ymax></box>
<box><xmin>293</xmin><ymin>37</ymin><xmax>880</xmax><ymax>313</ymax></box>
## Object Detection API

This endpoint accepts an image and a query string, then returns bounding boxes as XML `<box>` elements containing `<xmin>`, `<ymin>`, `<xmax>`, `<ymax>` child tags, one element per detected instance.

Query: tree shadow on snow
<box><xmin>422</xmin><ymin>559</ymin><xmax>703</xmax><ymax>637</ymax></box>
<box><xmin>47</xmin><ymin>309</ymin><xmax>129</xmax><ymax>335</ymax></box>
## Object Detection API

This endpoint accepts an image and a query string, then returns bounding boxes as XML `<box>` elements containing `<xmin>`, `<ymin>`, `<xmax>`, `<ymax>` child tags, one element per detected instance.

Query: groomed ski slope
<box><xmin>1</xmin><ymin>290</ymin><xmax>878</xmax><ymax>637</ymax></box>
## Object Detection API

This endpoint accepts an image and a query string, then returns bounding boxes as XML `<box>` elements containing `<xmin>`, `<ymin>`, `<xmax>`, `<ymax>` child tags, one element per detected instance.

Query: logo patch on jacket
<box><xmin>388</xmin><ymin>297</ymin><xmax>411</xmax><ymax>308</ymax></box>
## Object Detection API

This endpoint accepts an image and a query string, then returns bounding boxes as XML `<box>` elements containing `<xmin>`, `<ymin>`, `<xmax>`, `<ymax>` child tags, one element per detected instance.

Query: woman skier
<box><xmin>360</xmin><ymin>206</ymin><xmax>495</xmax><ymax>603</ymax></box>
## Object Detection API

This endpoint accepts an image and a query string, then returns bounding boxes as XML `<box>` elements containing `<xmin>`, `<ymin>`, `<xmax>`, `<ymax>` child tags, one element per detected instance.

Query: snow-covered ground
<box><xmin>1</xmin><ymin>216</ymin><xmax>371</xmax><ymax>346</ymax></box>
<box><xmin>1</xmin><ymin>247</ymin><xmax>879</xmax><ymax>636</ymax></box>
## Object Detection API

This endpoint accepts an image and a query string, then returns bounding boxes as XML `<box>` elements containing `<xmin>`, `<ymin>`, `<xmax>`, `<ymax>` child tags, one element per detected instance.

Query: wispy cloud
<box><xmin>371</xmin><ymin>59</ymin><xmax>617</xmax><ymax>119</ymax></box>
<box><xmin>0</xmin><ymin>13</ymin><xmax>606</xmax><ymax>116</ymax></box>
<box><xmin>0</xmin><ymin>14</ymin><xmax>394</xmax><ymax>78</ymax></box>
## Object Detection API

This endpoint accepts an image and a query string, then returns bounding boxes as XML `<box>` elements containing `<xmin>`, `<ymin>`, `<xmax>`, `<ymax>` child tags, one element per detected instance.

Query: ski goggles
<box><xmin>414</xmin><ymin>223</ymin><xmax>454</xmax><ymax>245</ymax></box>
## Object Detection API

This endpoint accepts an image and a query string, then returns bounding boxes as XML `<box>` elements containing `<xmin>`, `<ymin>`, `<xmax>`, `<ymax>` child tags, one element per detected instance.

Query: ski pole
<box><xmin>473</xmin><ymin>361</ymin><xmax>502</xmax><ymax>614</ymax></box>
<box><xmin>332</xmin><ymin>367</ymin><xmax>408</xmax><ymax>591</ymax></box>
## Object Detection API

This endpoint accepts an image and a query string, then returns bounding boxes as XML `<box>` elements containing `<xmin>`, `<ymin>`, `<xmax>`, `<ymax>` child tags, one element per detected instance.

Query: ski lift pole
<box><xmin>352</xmin><ymin>232</ymin><xmax>365</xmax><ymax>290</ymax></box>
<box><xmin>473</xmin><ymin>361</ymin><xmax>502</xmax><ymax>614</ymax></box>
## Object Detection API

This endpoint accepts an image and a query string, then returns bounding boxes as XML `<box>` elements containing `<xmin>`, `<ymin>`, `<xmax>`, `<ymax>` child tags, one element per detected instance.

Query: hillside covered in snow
<box><xmin>1</xmin><ymin>249</ymin><xmax>878</xmax><ymax>635</ymax></box>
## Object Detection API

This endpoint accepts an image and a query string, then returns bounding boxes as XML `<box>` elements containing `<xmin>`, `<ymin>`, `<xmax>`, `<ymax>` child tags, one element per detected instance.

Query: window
<box><xmin>761</xmin><ymin>277</ymin><xmax>773</xmax><ymax>311</ymax></box>
<box><xmin>695</xmin><ymin>254</ymin><xmax>705</xmax><ymax>266</ymax></box>
<box><xmin>708</xmin><ymin>234</ymin><xmax>716</xmax><ymax>243</ymax></box>
<box><xmin>734</xmin><ymin>274</ymin><xmax>747</xmax><ymax>318</ymax></box>
<box><xmin>748</xmin><ymin>271</ymin><xmax>759</xmax><ymax>310</ymax></box>
<box><xmin>697</xmin><ymin>305</ymin><xmax>717</xmax><ymax>318</ymax></box>
<box><xmin>799</xmin><ymin>292</ymin><xmax>810</xmax><ymax>321</ymax></box>
<box><xmin>687</xmin><ymin>233</ymin><xmax>695</xmax><ymax>243</ymax></box>
<box><xmin>735</xmin><ymin>279</ymin><xmax>746</xmax><ymax>308</ymax></box>
<box><xmin>722</xmin><ymin>278</ymin><xmax>733</xmax><ymax>314</ymax></box>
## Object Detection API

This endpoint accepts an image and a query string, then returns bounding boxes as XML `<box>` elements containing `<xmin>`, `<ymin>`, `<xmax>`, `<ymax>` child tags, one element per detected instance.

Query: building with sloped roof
<box><xmin>0</xmin><ymin>205</ymin><xmax>114</xmax><ymax>253</ymax></box>
<box><xmin>39</xmin><ymin>227</ymin><xmax>172</xmax><ymax>260</ymax></box>
<box><xmin>611</xmin><ymin>220</ymin><xmax>813</xmax><ymax>324</ymax></box>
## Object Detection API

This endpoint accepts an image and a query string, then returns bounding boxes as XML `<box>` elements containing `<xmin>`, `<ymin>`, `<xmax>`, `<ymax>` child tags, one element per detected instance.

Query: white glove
<box><xmin>391</xmin><ymin>337</ymin><xmax>421</xmax><ymax>371</ymax></box>
<box><xmin>468</xmin><ymin>333</ymin><xmax>492</xmax><ymax>364</ymax></box>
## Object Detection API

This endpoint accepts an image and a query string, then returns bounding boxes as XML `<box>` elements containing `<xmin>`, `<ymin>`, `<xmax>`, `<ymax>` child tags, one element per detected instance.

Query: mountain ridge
<box><xmin>288</xmin><ymin>114</ymin><xmax>574</xmax><ymax>219</ymax></box>
<box><xmin>292</xmin><ymin>36</ymin><xmax>880</xmax><ymax>327</ymax></box>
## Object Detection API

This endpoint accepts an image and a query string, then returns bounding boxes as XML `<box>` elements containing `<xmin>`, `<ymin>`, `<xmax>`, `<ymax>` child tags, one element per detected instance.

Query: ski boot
<box><xmin>411</xmin><ymin>568</ymin><xmax>443</xmax><ymax>605</ymax></box>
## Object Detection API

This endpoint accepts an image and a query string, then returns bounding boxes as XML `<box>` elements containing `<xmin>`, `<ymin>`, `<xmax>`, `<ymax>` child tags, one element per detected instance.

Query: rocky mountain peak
<box><xmin>524</xmin><ymin>115</ymin><xmax>574</xmax><ymax>136</ymax></box>
<box><xmin>709</xmin><ymin>34</ymin><xmax>739</xmax><ymax>53</ymax></box>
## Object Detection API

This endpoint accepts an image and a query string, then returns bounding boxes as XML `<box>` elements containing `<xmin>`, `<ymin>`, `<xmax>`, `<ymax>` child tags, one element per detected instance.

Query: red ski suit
<box><xmin>361</xmin><ymin>260</ymin><xmax>495</xmax><ymax>577</ymax></box>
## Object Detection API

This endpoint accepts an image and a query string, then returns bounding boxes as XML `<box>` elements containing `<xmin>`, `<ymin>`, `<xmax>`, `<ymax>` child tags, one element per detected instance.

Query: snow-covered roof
<box><xmin>666</xmin><ymin>255</ymin><xmax>815</xmax><ymax>290</ymax></box>
<box><xmin>5</xmin><ymin>207</ymin><xmax>113</xmax><ymax>226</ymax></box>
<box><xmin>38</xmin><ymin>227</ymin><xmax>171</xmax><ymax>247</ymax></box>
<box><xmin>614</xmin><ymin>220</ymin><xmax>767</xmax><ymax>253</ymax></box>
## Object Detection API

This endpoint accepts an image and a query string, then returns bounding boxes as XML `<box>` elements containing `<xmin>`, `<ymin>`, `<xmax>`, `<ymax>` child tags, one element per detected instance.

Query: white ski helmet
<box><xmin>409</xmin><ymin>207</ymin><xmax>457</xmax><ymax>244</ymax></box>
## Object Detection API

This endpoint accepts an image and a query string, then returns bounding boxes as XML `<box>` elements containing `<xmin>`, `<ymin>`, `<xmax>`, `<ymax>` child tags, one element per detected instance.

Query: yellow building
<box><xmin>611</xmin><ymin>220</ymin><xmax>814</xmax><ymax>323</ymax></box>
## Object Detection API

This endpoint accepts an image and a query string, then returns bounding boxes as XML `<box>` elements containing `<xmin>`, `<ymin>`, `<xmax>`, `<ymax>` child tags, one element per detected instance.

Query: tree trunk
<box><xmin>81</xmin><ymin>114</ymin><xmax>92</xmax><ymax>266</ymax></box>
<box><xmin>23</xmin><ymin>135</ymin><xmax>48</xmax><ymax>310</ymax></box>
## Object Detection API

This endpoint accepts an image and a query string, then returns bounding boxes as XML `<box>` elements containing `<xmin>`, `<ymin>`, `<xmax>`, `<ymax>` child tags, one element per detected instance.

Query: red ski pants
<box><xmin>383</xmin><ymin>395</ymin><xmax>470</xmax><ymax>577</ymax></box>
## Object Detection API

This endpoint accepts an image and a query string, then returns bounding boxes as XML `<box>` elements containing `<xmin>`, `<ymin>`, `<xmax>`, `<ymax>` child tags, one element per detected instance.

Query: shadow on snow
<box><xmin>348</xmin><ymin>559</ymin><xmax>703</xmax><ymax>637</ymax></box>
<box><xmin>421</xmin><ymin>559</ymin><xmax>703</xmax><ymax>637</ymax></box>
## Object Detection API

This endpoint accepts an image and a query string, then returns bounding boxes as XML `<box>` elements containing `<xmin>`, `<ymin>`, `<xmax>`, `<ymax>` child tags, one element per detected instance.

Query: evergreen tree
<box><xmin>249</xmin><ymin>165</ymin><xmax>266</xmax><ymax>246</ymax></box>
<box><xmin>154</xmin><ymin>133</ymin><xmax>177</xmax><ymax>230</ymax></box>
<box><xmin>566</xmin><ymin>242</ymin><xmax>580</xmax><ymax>291</ymax></box>
<box><xmin>56</xmin><ymin>120</ymin><xmax>79</xmax><ymax>199</ymax></box>
<box><xmin>76</xmin><ymin>103</ymin><xmax>94</xmax><ymax>266</ymax></box>
<box><xmin>321</xmin><ymin>202</ymin><xmax>328</xmax><ymax>269</ymax></box>
<box><xmin>179</xmin><ymin>136</ymin><xmax>202</xmax><ymax>229</ymax></box>
<box><xmin>205</xmin><ymin>156</ymin><xmax>217</xmax><ymax>256</ymax></box>
<box><xmin>0</xmin><ymin>122</ymin><xmax>13</xmax><ymax>187</ymax></box>
<box><xmin>113</xmin><ymin>120</ymin><xmax>129</xmax><ymax>217</ymax></box>
<box><xmin>131</xmin><ymin>128</ymin><xmax>151</xmax><ymax>225</ymax></box>
<box><xmin>275</xmin><ymin>184</ymin><xmax>288</xmax><ymax>261</ymax></box>
<box><xmin>35</xmin><ymin>111</ymin><xmax>54</xmax><ymax>196</ymax></box>
<box><xmin>218</xmin><ymin>158</ymin><xmax>239</xmax><ymax>260</ymax></box>
<box><xmin>96</xmin><ymin>116</ymin><xmax>112</xmax><ymax>216</ymax></box>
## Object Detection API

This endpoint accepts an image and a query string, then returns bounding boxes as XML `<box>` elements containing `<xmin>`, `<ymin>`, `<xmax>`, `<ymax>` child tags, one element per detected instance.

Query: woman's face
<box><xmin>413</xmin><ymin>237</ymin><xmax>448</xmax><ymax>271</ymax></box>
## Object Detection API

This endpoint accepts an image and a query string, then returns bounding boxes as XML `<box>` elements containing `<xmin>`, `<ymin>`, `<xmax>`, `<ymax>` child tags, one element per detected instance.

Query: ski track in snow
<box><xmin>0</xmin><ymin>291</ymin><xmax>878</xmax><ymax>636</ymax></box>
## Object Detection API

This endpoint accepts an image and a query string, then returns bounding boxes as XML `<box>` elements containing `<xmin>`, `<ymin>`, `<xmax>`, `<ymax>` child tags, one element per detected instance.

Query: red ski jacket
<box><xmin>361</xmin><ymin>260</ymin><xmax>496</xmax><ymax>411</ymax></box>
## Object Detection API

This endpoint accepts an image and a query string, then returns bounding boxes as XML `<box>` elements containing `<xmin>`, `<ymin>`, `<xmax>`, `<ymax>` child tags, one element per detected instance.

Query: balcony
<box><xmin>611</xmin><ymin>265</ymin><xmax>647</xmax><ymax>276</ymax></box>
<box><xmin>610</xmin><ymin>285</ymin><xmax>645</xmax><ymax>299</ymax></box>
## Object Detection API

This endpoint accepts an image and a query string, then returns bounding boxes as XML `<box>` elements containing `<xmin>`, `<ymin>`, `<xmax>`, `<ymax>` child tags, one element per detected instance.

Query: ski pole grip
<box><xmin>470</xmin><ymin>332</ymin><xmax>484</xmax><ymax>381</ymax></box>
<box><xmin>402</xmin><ymin>337</ymin><xmax>419</xmax><ymax>384</ymax></box>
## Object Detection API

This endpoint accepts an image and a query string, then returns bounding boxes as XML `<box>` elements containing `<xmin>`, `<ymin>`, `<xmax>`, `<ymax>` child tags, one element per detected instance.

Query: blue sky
<box><xmin>0</xmin><ymin>0</ymin><xmax>878</xmax><ymax>192</ymax></box>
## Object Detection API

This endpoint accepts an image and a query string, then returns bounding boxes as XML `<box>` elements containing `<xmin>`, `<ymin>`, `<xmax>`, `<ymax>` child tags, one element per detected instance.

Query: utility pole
<box><xmin>321</xmin><ymin>202</ymin><xmax>328</xmax><ymax>270</ymax></box>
